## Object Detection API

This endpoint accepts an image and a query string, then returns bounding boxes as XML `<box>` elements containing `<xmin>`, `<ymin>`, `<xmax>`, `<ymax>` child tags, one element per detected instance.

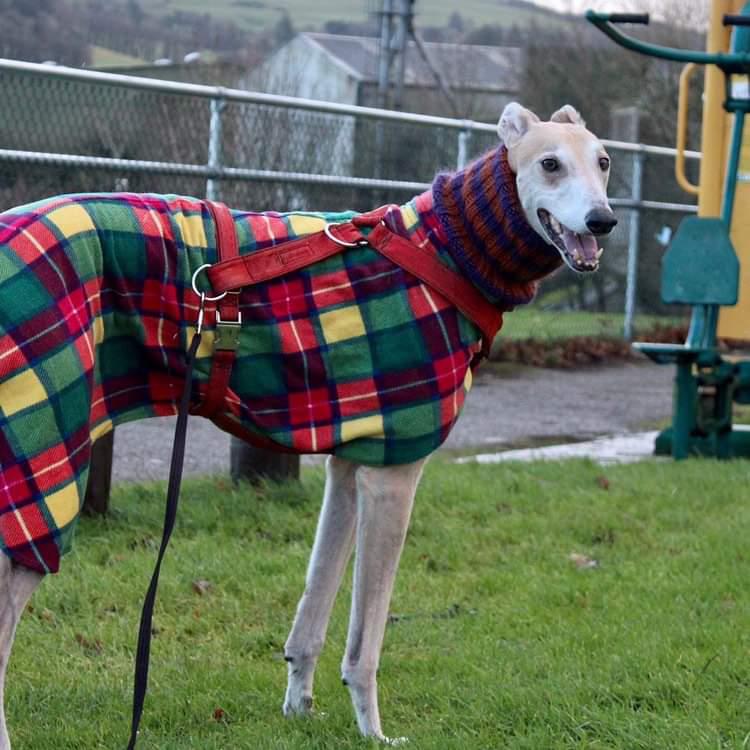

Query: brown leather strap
<box><xmin>211</xmin><ymin>412</ymin><xmax>299</xmax><ymax>453</ymax></box>
<box><xmin>206</xmin><ymin>213</ymin><xmax>502</xmax><ymax>358</ymax></box>
<box><xmin>365</xmin><ymin>222</ymin><xmax>503</xmax><ymax>356</ymax></box>
<box><xmin>198</xmin><ymin>207</ymin><xmax>503</xmax><ymax>422</ymax></box>
<box><xmin>206</xmin><ymin>221</ymin><xmax>365</xmax><ymax>293</ymax></box>
<box><xmin>351</xmin><ymin>205</ymin><xmax>391</xmax><ymax>228</ymax></box>
<box><xmin>192</xmin><ymin>201</ymin><xmax>241</xmax><ymax>419</ymax></box>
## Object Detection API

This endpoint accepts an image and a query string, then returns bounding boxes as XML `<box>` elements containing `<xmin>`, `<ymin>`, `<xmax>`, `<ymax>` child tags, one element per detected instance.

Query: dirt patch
<box><xmin>490</xmin><ymin>323</ymin><xmax>688</xmax><ymax>369</ymax></box>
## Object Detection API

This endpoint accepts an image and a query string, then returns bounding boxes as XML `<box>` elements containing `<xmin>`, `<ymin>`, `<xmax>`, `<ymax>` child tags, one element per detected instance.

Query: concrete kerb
<box><xmin>456</xmin><ymin>431</ymin><xmax>662</xmax><ymax>466</ymax></box>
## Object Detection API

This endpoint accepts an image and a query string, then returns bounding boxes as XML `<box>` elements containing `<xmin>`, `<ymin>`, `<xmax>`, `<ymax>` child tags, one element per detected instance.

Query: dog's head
<box><xmin>497</xmin><ymin>102</ymin><xmax>616</xmax><ymax>274</ymax></box>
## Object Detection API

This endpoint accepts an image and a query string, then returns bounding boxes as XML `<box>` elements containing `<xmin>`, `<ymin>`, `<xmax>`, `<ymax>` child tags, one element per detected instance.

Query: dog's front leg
<box><xmin>343</xmin><ymin>459</ymin><xmax>425</xmax><ymax>743</ymax></box>
<box><xmin>283</xmin><ymin>456</ymin><xmax>359</xmax><ymax>717</ymax></box>
<box><xmin>0</xmin><ymin>556</ymin><xmax>43</xmax><ymax>750</ymax></box>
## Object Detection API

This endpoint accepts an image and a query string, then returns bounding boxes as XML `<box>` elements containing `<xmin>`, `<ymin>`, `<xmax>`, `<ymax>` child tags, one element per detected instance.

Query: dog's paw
<box><xmin>282</xmin><ymin>693</ymin><xmax>314</xmax><ymax>717</ymax></box>
<box><xmin>367</xmin><ymin>734</ymin><xmax>408</xmax><ymax>746</ymax></box>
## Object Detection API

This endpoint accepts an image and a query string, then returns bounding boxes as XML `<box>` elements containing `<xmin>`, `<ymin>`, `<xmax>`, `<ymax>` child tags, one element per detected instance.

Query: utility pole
<box><xmin>376</xmin><ymin>0</ymin><xmax>412</xmax><ymax>111</ymax></box>
<box><xmin>377</xmin><ymin>0</ymin><xmax>394</xmax><ymax>109</ymax></box>
<box><xmin>374</xmin><ymin>0</ymin><xmax>459</xmax><ymax>116</ymax></box>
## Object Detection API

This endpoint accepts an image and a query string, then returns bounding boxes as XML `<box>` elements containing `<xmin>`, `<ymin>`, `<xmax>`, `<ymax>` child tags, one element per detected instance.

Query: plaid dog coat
<box><xmin>0</xmin><ymin>193</ymin><xmax>483</xmax><ymax>574</ymax></box>
<box><xmin>0</xmin><ymin>147</ymin><xmax>563</xmax><ymax>574</ymax></box>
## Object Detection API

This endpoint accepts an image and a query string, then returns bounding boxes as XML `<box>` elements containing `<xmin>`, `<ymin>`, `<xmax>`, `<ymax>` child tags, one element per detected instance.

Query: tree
<box><xmin>273</xmin><ymin>12</ymin><xmax>296</xmax><ymax>49</ymax></box>
<box><xmin>0</xmin><ymin>0</ymin><xmax>89</xmax><ymax>65</ymax></box>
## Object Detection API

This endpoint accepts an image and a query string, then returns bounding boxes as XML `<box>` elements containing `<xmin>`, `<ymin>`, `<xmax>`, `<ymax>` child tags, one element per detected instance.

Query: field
<box><xmin>7</xmin><ymin>457</ymin><xmax>750</xmax><ymax>749</ymax></box>
<box><xmin>89</xmin><ymin>45</ymin><xmax>147</xmax><ymax>68</ymax></box>
<box><xmin>70</xmin><ymin>0</ymin><xmax>570</xmax><ymax>33</ymax></box>
<box><xmin>499</xmin><ymin>309</ymin><xmax>685</xmax><ymax>341</ymax></box>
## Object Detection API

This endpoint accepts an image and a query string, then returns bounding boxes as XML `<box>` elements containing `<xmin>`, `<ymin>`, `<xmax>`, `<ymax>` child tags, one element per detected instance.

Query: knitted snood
<box><xmin>432</xmin><ymin>146</ymin><xmax>563</xmax><ymax>308</ymax></box>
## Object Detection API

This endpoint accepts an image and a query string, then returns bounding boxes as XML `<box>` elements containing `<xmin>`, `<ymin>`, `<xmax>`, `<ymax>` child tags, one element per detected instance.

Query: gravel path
<box><xmin>444</xmin><ymin>362</ymin><xmax>673</xmax><ymax>451</ymax></box>
<box><xmin>111</xmin><ymin>362</ymin><xmax>674</xmax><ymax>483</ymax></box>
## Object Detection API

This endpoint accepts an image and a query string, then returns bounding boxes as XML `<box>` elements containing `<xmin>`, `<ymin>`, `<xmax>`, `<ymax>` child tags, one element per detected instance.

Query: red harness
<box><xmin>194</xmin><ymin>202</ymin><xmax>504</xmax><ymax>428</ymax></box>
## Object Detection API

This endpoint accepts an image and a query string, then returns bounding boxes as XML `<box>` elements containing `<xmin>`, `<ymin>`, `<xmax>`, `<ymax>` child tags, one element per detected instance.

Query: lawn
<box><xmin>89</xmin><ymin>45</ymin><xmax>147</xmax><ymax>68</ymax></box>
<box><xmin>7</xmin><ymin>458</ymin><xmax>750</xmax><ymax>749</ymax></box>
<box><xmin>499</xmin><ymin>308</ymin><xmax>685</xmax><ymax>341</ymax></box>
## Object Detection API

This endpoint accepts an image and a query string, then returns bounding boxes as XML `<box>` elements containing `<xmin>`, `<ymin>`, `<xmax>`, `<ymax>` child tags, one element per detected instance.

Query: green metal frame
<box><xmin>585</xmin><ymin>11</ymin><xmax>750</xmax><ymax>71</ymax></box>
<box><xmin>587</xmin><ymin>6</ymin><xmax>750</xmax><ymax>459</ymax></box>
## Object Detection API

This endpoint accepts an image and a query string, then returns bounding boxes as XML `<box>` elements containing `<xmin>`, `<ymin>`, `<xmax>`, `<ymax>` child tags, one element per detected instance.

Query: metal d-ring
<box><xmin>324</xmin><ymin>222</ymin><xmax>367</xmax><ymax>248</ymax></box>
<box><xmin>191</xmin><ymin>263</ymin><xmax>227</xmax><ymax>302</ymax></box>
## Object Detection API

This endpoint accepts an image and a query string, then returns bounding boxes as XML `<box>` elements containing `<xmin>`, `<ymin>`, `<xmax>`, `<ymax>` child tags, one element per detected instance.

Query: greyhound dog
<box><xmin>0</xmin><ymin>102</ymin><xmax>615</xmax><ymax>747</ymax></box>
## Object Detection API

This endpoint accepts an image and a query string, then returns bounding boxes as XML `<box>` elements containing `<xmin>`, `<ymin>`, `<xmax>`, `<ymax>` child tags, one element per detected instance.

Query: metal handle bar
<box><xmin>724</xmin><ymin>15</ymin><xmax>750</xmax><ymax>26</ymax></box>
<box><xmin>586</xmin><ymin>9</ymin><xmax>750</xmax><ymax>72</ymax></box>
<box><xmin>607</xmin><ymin>13</ymin><xmax>649</xmax><ymax>24</ymax></box>
<box><xmin>675</xmin><ymin>63</ymin><xmax>700</xmax><ymax>196</ymax></box>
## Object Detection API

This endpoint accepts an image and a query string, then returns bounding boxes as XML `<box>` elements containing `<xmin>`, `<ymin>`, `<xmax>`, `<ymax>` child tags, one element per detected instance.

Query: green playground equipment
<box><xmin>587</xmin><ymin>5</ymin><xmax>750</xmax><ymax>459</ymax></box>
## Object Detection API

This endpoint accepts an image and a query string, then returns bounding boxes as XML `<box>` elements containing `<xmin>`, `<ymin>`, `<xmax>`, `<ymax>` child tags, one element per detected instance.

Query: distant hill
<box><xmin>52</xmin><ymin>0</ymin><xmax>576</xmax><ymax>72</ymax></box>
<box><xmin>68</xmin><ymin>0</ymin><xmax>571</xmax><ymax>33</ymax></box>
<box><xmin>89</xmin><ymin>45</ymin><xmax>147</xmax><ymax>68</ymax></box>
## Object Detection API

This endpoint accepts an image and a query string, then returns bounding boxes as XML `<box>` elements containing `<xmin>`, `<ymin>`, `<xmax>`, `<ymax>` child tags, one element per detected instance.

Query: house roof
<box><xmin>302</xmin><ymin>33</ymin><xmax>520</xmax><ymax>92</ymax></box>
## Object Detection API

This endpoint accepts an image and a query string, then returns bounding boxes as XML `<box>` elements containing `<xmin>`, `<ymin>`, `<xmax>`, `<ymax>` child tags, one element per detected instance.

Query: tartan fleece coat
<box><xmin>0</xmin><ymin>192</ymin><xmax>485</xmax><ymax>573</ymax></box>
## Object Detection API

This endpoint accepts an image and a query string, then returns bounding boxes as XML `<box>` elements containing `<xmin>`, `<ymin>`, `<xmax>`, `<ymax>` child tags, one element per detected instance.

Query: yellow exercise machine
<box><xmin>676</xmin><ymin>0</ymin><xmax>750</xmax><ymax>341</ymax></box>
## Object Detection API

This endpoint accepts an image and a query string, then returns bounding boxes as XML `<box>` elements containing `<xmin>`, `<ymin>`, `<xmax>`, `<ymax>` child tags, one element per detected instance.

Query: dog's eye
<box><xmin>599</xmin><ymin>157</ymin><xmax>610</xmax><ymax>171</ymax></box>
<box><xmin>541</xmin><ymin>158</ymin><xmax>559</xmax><ymax>173</ymax></box>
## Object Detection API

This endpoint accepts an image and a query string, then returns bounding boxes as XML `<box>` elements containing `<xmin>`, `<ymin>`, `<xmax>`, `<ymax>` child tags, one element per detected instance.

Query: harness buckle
<box><xmin>215</xmin><ymin>309</ymin><xmax>242</xmax><ymax>351</ymax></box>
<box><xmin>324</xmin><ymin>222</ymin><xmax>369</xmax><ymax>248</ymax></box>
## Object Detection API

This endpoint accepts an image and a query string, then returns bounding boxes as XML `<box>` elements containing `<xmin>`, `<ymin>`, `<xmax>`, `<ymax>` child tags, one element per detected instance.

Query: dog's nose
<box><xmin>585</xmin><ymin>209</ymin><xmax>618</xmax><ymax>235</ymax></box>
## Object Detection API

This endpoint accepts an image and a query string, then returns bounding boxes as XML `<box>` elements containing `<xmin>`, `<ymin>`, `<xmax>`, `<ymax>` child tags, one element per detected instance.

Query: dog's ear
<box><xmin>550</xmin><ymin>105</ymin><xmax>586</xmax><ymax>127</ymax></box>
<box><xmin>497</xmin><ymin>102</ymin><xmax>540</xmax><ymax>147</ymax></box>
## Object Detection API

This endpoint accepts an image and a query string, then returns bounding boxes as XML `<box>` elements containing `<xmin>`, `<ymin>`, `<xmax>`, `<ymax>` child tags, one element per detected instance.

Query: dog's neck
<box><xmin>389</xmin><ymin>146</ymin><xmax>563</xmax><ymax>309</ymax></box>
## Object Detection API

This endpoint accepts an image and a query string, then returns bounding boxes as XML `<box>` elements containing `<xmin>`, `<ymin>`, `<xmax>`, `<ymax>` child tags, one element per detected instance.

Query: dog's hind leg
<box><xmin>283</xmin><ymin>456</ymin><xmax>359</xmax><ymax>717</ymax></box>
<box><xmin>0</xmin><ymin>556</ymin><xmax>43</xmax><ymax>750</ymax></box>
<box><xmin>342</xmin><ymin>459</ymin><xmax>426</xmax><ymax>743</ymax></box>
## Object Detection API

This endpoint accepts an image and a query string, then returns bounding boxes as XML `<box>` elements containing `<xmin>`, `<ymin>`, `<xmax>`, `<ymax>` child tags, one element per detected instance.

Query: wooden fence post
<box><xmin>230</xmin><ymin>437</ymin><xmax>300</xmax><ymax>484</ymax></box>
<box><xmin>83</xmin><ymin>429</ymin><xmax>114</xmax><ymax>515</ymax></box>
<box><xmin>82</xmin><ymin>432</ymin><xmax>301</xmax><ymax>515</ymax></box>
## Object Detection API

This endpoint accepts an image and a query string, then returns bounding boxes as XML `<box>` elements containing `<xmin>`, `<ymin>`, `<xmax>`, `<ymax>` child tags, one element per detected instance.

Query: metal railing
<box><xmin>0</xmin><ymin>57</ymin><xmax>700</xmax><ymax>338</ymax></box>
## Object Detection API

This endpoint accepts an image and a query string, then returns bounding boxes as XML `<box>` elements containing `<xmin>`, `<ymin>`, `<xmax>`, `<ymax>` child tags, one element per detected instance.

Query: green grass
<box><xmin>8</xmin><ymin>458</ymin><xmax>750</xmax><ymax>748</ymax></box>
<box><xmin>500</xmin><ymin>309</ymin><xmax>684</xmax><ymax>341</ymax></box>
<box><xmin>89</xmin><ymin>45</ymin><xmax>147</xmax><ymax>68</ymax></box>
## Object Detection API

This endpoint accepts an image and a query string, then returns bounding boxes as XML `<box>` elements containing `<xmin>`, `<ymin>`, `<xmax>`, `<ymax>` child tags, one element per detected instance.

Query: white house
<box><xmin>248</xmin><ymin>32</ymin><xmax>521</xmax><ymax>118</ymax></box>
<box><xmin>237</xmin><ymin>33</ymin><xmax>522</xmax><ymax>195</ymax></box>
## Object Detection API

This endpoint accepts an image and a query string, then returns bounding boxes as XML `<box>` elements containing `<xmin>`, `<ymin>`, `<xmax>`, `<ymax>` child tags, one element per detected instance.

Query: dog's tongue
<box><xmin>562</xmin><ymin>228</ymin><xmax>599</xmax><ymax>262</ymax></box>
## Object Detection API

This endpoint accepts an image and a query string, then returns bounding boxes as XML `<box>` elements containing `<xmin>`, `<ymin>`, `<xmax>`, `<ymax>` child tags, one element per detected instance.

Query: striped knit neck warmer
<box><xmin>430</xmin><ymin>146</ymin><xmax>563</xmax><ymax>309</ymax></box>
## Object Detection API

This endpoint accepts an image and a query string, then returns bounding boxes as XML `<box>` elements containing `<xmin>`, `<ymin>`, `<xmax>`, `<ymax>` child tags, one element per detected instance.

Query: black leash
<box><xmin>126</xmin><ymin>328</ymin><xmax>202</xmax><ymax>749</ymax></box>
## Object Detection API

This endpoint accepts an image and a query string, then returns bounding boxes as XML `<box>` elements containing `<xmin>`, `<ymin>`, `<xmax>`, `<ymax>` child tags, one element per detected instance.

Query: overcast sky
<box><xmin>530</xmin><ymin>0</ymin><xmax>708</xmax><ymax>27</ymax></box>
<box><xmin>531</xmin><ymin>0</ymin><xmax>629</xmax><ymax>12</ymax></box>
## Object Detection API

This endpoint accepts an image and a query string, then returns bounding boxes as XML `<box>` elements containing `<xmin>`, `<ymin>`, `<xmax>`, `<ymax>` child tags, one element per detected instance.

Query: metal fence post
<box><xmin>456</xmin><ymin>127</ymin><xmax>470</xmax><ymax>170</ymax></box>
<box><xmin>203</xmin><ymin>96</ymin><xmax>301</xmax><ymax>484</ymax></box>
<box><xmin>623</xmin><ymin>149</ymin><xmax>644</xmax><ymax>340</ymax></box>
<box><xmin>206</xmin><ymin>97</ymin><xmax>226</xmax><ymax>201</ymax></box>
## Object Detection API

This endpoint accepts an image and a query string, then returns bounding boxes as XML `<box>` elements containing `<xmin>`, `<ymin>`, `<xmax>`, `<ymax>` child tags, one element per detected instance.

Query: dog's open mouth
<box><xmin>537</xmin><ymin>209</ymin><xmax>603</xmax><ymax>273</ymax></box>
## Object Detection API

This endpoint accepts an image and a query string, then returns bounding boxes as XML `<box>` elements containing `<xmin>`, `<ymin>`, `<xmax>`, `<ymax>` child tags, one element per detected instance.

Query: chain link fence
<box><xmin>0</xmin><ymin>58</ymin><xmax>699</xmax><ymax>342</ymax></box>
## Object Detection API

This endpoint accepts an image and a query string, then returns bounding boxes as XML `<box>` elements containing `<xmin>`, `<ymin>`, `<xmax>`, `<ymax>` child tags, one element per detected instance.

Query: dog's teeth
<box><xmin>551</xmin><ymin>217</ymin><xmax>562</xmax><ymax>233</ymax></box>
<box><xmin>596</xmin><ymin>248</ymin><xmax>604</xmax><ymax>259</ymax></box>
